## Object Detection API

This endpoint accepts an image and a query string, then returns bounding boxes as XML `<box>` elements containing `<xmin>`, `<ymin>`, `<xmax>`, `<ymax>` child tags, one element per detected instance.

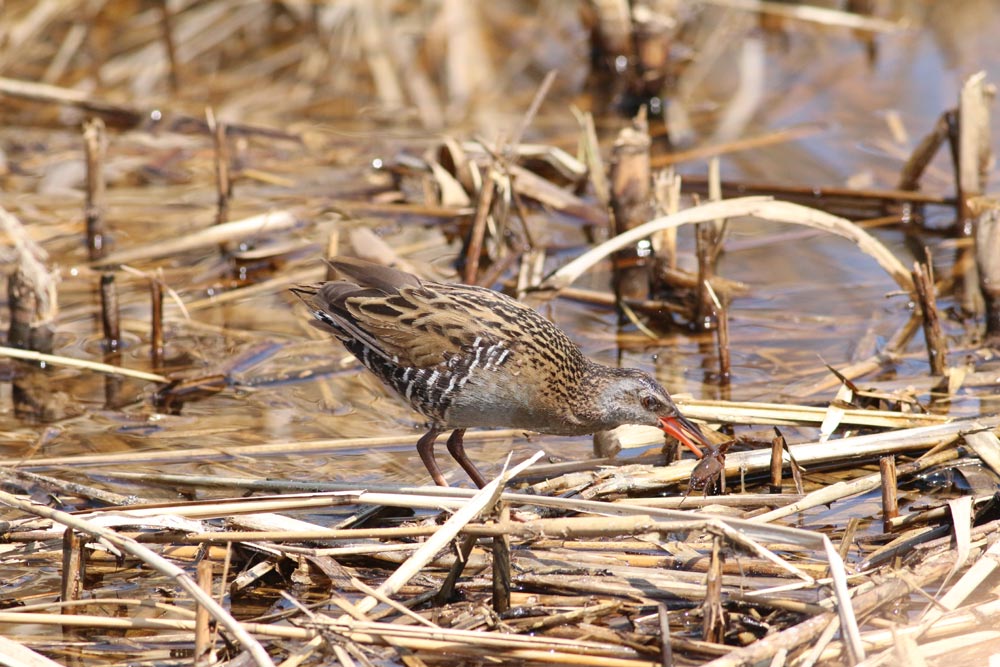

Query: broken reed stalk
<box><xmin>8</xmin><ymin>258</ymin><xmax>57</xmax><ymax>357</ymax></box>
<box><xmin>912</xmin><ymin>259</ymin><xmax>947</xmax><ymax>376</ymax></box>
<box><xmin>786</xmin><ymin>437</ymin><xmax>804</xmax><ymax>494</ymax></box>
<box><xmin>0</xmin><ymin>76</ymin><xmax>302</xmax><ymax>141</ymax></box>
<box><xmin>658</xmin><ymin>604</ymin><xmax>673</xmax><ymax>667</ymax></box>
<box><xmin>150</xmin><ymin>277</ymin><xmax>164</xmax><ymax>369</ymax></box>
<box><xmin>0</xmin><ymin>489</ymin><xmax>275</xmax><ymax>666</ymax></box>
<box><xmin>3</xmin><ymin>207</ymin><xmax>60</xmax><ymax>420</ymax></box>
<box><xmin>508</xmin><ymin>68</ymin><xmax>558</xmax><ymax>152</ymax></box>
<box><xmin>702</xmin><ymin>535</ymin><xmax>725</xmax><ymax>643</ymax></box>
<box><xmin>195</xmin><ymin>559</ymin><xmax>214</xmax><ymax>666</ymax></box>
<box><xmin>661</xmin><ymin>432</ymin><xmax>679</xmax><ymax>464</ymax></box>
<box><xmin>950</xmin><ymin>72</ymin><xmax>994</xmax><ymax>319</ymax></box>
<box><xmin>679</xmin><ymin>173</ymin><xmax>952</xmax><ymax>212</ymax></box>
<box><xmin>839</xmin><ymin>517</ymin><xmax>860</xmax><ymax>561</ymax></box>
<box><xmin>0</xmin><ymin>611</ymin><xmax>657</xmax><ymax>665</ymax></box>
<box><xmin>60</xmin><ymin>528</ymin><xmax>84</xmax><ymax>612</ymax></box>
<box><xmin>694</xmin><ymin>223</ymin><xmax>714</xmax><ymax>327</ymax></box>
<box><xmin>436</xmin><ymin>534</ymin><xmax>477</xmax><ymax>605</ymax></box>
<box><xmin>652</xmin><ymin>168</ymin><xmax>680</xmax><ymax>270</ymax></box>
<box><xmin>83</xmin><ymin>117</ymin><xmax>107</xmax><ymax>261</ymax></box>
<box><xmin>898</xmin><ymin>111</ymin><xmax>951</xmax><ymax>191</ymax></box>
<box><xmin>463</xmin><ymin>170</ymin><xmax>496</xmax><ymax>284</ymax></box>
<box><xmin>492</xmin><ymin>503</ymin><xmax>512</xmax><ymax>613</ymax></box>
<box><xmin>706</xmin><ymin>280</ymin><xmax>730</xmax><ymax>385</ymax></box>
<box><xmin>879</xmin><ymin>456</ymin><xmax>899</xmax><ymax>529</ymax></box>
<box><xmin>632</xmin><ymin>8</ymin><xmax>672</xmax><ymax>104</ymax></box>
<box><xmin>351</xmin><ymin>453</ymin><xmax>541</xmax><ymax>618</ymax></box>
<box><xmin>207</xmin><ymin>108</ymin><xmax>231</xmax><ymax>229</ymax></box>
<box><xmin>769</xmin><ymin>434</ymin><xmax>783</xmax><ymax>494</ymax></box>
<box><xmin>956</xmin><ymin>71</ymin><xmax>993</xmax><ymax>237</ymax></box>
<box><xmin>609</xmin><ymin>107</ymin><xmax>654</xmax><ymax>306</ymax></box>
<box><xmin>99</xmin><ymin>274</ymin><xmax>124</xmax><ymax>404</ymax></box>
<box><xmin>970</xmin><ymin>196</ymin><xmax>1000</xmax><ymax>345</ymax></box>
<box><xmin>586</xmin><ymin>0</ymin><xmax>633</xmax><ymax>111</ymax></box>
<box><xmin>99</xmin><ymin>273</ymin><xmax>119</xmax><ymax>352</ymax></box>
<box><xmin>159</xmin><ymin>0</ymin><xmax>180</xmax><ymax>92</ymax></box>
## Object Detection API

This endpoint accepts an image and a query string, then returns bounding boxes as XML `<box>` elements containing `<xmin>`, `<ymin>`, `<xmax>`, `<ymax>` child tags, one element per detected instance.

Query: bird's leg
<box><xmin>445</xmin><ymin>429</ymin><xmax>487</xmax><ymax>489</ymax></box>
<box><xmin>416</xmin><ymin>427</ymin><xmax>448</xmax><ymax>486</ymax></box>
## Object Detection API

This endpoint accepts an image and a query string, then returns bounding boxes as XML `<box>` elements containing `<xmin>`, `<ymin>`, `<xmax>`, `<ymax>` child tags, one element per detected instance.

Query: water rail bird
<box><xmin>292</xmin><ymin>257</ymin><xmax>709</xmax><ymax>487</ymax></box>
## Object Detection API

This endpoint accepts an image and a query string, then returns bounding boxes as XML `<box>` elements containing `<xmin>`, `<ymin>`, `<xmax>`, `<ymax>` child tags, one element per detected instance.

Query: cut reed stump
<box><xmin>82</xmin><ymin>117</ymin><xmax>107</xmax><ymax>261</ymax></box>
<box><xmin>970</xmin><ymin>196</ymin><xmax>1000</xmax><ymax>346</ymax></box>
<box><xmin>3</xmin><ymin>208</ymin><xmax>62</xmax><ymax>420</ymax></box>
<box><xmin>610</xmin><ymin>108</ymin><xmax>655</xmax><ymax>311</ymax></box>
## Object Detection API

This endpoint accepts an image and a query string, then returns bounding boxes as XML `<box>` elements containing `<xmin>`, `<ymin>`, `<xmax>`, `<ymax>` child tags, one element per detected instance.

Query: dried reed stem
<box><xmin>879</xmin><ymin>455</ymin><xmax>899</xmax><ymax>529</ymax></box>
<box><xmin>0</xmin><ymin>345</ymin><xmax>168</xmax><ymax>384</ymax></box>
<box><xmin>159</xmin><ymin>0</ymin><xmax>180</xmax><ymax>92</ymax></box>
<box><xmin>83</xmin><ymin>117</ymin><xmax>107</xmax><ymax>261</ymax></box>
<box><xmin>539</xmin><ymin>197</ymin><xmax>913</xmax><ymax>294</ymax></box>
<box><xmin>463</xmin><ymin>170</ymin><xmax>496</xmax><ymax>284</ymax></box>
<box><xmin>150</xmin><ymin>276</ymin><xmax>164</xmax><ymax>369</ymax></box>
<box><xmin>0</xmin><ymin>489</ymin><xmax>275</xmax><ymax>667</ymax></box>
<box><xmin>60</xmin><ymin>529</ymin><xmax>85</xmax><ymax>612</ymax></box>
<box><xmin>194</xmin><ymin>559</ymin><xmax>214</xmax><ymax>665</ymax></box>
<box><xmin>970</xmin><ymin>196</ymin><xmax>1000</xmax><ymax>344</ymax></box>
<box><xmin>610</xmin><ymin>108</ymin><xmax>654</xmax><ymax>307</ymax></box>
<box><xmin>492</xmin><ymin>503</ymin><xmax>512</xmax><ymax>613</ymax></box>
<box><xmin>769</xmin><ymin>433</ymin><xmax>783</xmax><ymax>494</ymax></box>
<box><xmin>912</xmin><ymin>258</ymin><xmax>946</xmax><ymax>375</ymax></box>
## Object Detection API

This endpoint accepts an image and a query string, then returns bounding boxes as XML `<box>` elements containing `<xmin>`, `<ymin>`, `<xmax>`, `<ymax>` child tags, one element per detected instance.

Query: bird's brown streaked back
<box><xmin>292</xmin><ymin>257</ymin><xmax>710</xmax><ymax>487</ymax></box>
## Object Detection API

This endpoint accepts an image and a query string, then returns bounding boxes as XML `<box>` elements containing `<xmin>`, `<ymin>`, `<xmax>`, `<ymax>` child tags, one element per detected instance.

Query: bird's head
<box><xmin>587</xmin><ymin>367</ymin><xmax>709</xmax><ymax>456</ymax></box>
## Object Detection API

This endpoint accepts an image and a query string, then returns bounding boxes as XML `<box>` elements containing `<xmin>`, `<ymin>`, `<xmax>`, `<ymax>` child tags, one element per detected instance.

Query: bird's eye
<box><xmin>641</xmin><ymin>395</ymin><xmax>659</xmax><ymax>411</ymax></box>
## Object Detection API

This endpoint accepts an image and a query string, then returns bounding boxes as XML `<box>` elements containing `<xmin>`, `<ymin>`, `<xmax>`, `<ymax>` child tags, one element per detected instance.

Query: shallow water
<box><xmin>1</xmin><ymin>2</ymin><xmax>1000</xmax><ymax>662</ymax></box>
<box><xmin>3</xmin><ymin>1</ymin><xmax>999</xmax><ymax>488</ymax></box>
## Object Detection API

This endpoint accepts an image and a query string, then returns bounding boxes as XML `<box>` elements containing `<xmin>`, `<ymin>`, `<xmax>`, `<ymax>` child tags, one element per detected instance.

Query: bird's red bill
<box><xmin>659</xmin><ymin>415</ymin><xmax>710</xmax><ymax>459</ymax></box>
